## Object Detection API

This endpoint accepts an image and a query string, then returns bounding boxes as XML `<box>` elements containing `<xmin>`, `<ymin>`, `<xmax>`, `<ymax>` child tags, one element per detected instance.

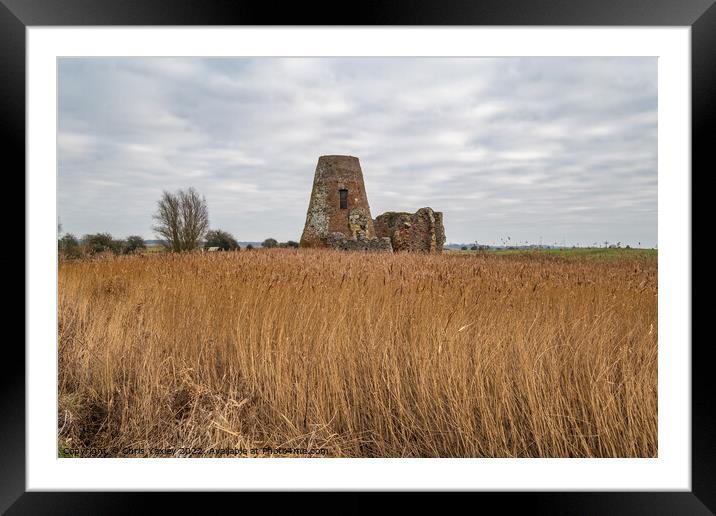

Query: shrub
<box><xmin>204</xmin><ymin>229</ymin><xmax>240</xmax><ymax>251</ymax></box>
<box><xmin>125</xmin><ymin>236</ymin><xmax>146</xmax><ymax>254</ymax></box>
<box><xmin>110</xmin><ymin>240</ymin><xmax>126</xmax><ymax>255</ymax></box>
<box><xmin>82</xmin><ymin>233</ymin><xmax>115</xmax><ymax>255</ymax></box>
<box><xmin>59</xmin><ymin>233</ymin><xmax>83</xmax><ymax>259</ymax></box>
<box><xmin>262</xmin><ymin>238</ymin><xmax>278</xmax><ymax>249</ymax></box>
<box><xmin>80</xmin><ymin>233</ymin><xmax>129</xmax><ymax>256</ymax></box>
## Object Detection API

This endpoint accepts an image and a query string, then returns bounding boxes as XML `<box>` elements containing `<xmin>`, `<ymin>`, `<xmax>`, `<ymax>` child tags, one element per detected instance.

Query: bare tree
<box><xmin>153</xmin><ymin>187</ymin><xmax>209</xmax><ymax>251</ymax></box>
<box><xmin>153</xmin><ymin>190</ymin><xmax>182</xmax><ymax>251</ymax></box>
<box><xmin>179</xmin><ymin>188</ymin><xmax>209</xmax><ymax>250</ymax></box>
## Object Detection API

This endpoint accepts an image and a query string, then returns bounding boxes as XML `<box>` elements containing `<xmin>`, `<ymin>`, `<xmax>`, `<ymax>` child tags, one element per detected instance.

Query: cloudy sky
<box><xmin>58</xmin><ymin>57</ymin><xmax>657</xmax><ymax>246</ymax></box>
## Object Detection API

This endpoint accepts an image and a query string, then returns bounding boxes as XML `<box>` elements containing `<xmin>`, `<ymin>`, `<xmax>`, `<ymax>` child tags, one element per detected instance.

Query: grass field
<box><xmin>58</xmin><ymin>248</ymin><xmax>657</xmax><ymax>458</ymax></box>
<box><xmin>448</xmin><ymin>247</ymin><xmax>657</xmax><ymax>260</ymax></box>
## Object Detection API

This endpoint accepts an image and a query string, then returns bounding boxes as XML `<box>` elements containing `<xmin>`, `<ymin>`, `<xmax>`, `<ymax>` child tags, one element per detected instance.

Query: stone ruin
<box><xmin>299</xmin><ymin>155</ymin><xmax>445</xmax><ymax>253</ymax></box>
<box><xmin>374</xmin><ymin>208</ymin><xmax>445</xmax><ymax>253</ymax></box>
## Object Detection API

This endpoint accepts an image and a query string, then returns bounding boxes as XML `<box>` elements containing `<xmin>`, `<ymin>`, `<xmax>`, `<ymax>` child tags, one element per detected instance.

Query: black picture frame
<box><xmin>5</xmin><ymin>0</ymin><xmax>710</xmax><ymax>513</ymax></box>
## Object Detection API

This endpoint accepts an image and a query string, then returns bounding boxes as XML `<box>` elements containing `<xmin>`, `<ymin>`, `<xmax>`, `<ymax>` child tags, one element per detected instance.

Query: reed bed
<box><xmin>58</xmin><ymin>249</ymin><xmax>657</xmax><ymax>457</ymax></box>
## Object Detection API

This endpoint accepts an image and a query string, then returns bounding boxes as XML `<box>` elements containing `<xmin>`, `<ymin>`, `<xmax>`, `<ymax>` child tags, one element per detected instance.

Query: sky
<box><xmin>58</xmin><ymin>57</ymin><xmax>657</xmax><ymax>247</ymax></box>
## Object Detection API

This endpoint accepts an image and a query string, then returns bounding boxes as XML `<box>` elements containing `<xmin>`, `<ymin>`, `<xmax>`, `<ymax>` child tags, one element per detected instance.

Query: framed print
<box><xmin>6</xmin><ymin>0</ymin><xmax>712</xmax><ymax>512</ymax></box>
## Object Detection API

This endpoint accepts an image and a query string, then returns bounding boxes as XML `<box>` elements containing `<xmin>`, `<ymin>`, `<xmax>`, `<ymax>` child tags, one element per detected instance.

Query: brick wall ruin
<box><xmin>325</xmin><ymin>232</ymin><xmax>393</xmax><ymax>252</ymax></box>
<box><xmin>374</xmin><ymin>207</ymin><xmax>446</xmax><ymax>253</ymax></box>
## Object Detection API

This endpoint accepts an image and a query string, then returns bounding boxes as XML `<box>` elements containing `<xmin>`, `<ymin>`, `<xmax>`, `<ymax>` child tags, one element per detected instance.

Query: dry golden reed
<box><xmin>58</xmin><ymin>249</ymin><xmax>657</xmax><ymax>457</ymax></box>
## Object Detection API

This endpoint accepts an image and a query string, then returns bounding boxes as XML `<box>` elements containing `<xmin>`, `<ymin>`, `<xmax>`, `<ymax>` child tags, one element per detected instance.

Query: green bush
<box><xmin>124</xmin><ymin>235</ymin><xmax>146</xmax><ymax>254</ymax></box>
<box><xmin>79</xmin><ymin>233</ymin><xmax>128</xmax><ymax>255</ymax></box>
<box><xmin>59</xmin><ymin>233</ymin><xmax>83</xmax><ymax>259</ymax></box>
<box><xmin>82</xmin><ymin>233</ymin><xmax>116</xmax><ymax>255</ymax></box>
<box><xmin>204</xmin><ymin>229</ymin><xmax>240</xmax><ymax>251</ymax></box>
<box><xmin>110</xmin><ymin>239</ymin><xmax>126</xmax><ymax>254</ymax></box>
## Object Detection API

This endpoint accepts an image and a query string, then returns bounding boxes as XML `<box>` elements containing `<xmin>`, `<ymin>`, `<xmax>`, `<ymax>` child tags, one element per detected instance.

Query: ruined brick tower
<box><xmin>300</xmin><ymin>155</ymin><xmax>391</xmax><ymax>250</ymax></box>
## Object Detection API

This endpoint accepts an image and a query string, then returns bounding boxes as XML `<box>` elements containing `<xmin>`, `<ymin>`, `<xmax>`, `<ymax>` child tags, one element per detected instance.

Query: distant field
<box><xmin>448</xmin><ymin>247</ymin><xmax>657</xmax><ymax>260</ymax></box>
<box><xmin>58</xmin><ymin>249</ymin><xmax>657</xmax><ymax>458</ymax></box>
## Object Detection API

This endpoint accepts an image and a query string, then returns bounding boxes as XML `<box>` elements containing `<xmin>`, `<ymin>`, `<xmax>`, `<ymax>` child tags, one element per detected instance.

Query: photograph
<box><xmin>56</xmin><ymin>56</ymin><xmax>658</xmax><ymax>459</ymax></box>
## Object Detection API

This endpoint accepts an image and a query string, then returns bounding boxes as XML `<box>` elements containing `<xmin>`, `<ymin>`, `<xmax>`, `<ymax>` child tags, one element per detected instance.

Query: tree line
<box><xmin>59</xmin><ymin>187</ymin><xmax>299</xmax><ymax>258</ymax></box>
<box><xmin>58</xmin><ymin>232</ymin><xmax>146</xmax><ymax>259</ymax></box>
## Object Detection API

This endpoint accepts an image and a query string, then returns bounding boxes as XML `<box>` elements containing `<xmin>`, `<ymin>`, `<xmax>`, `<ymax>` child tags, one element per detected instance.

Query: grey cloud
<box><xmin>58</xmin><ymin>57</ymin><xmax>657</xmax><ymax>246</ymax></box>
